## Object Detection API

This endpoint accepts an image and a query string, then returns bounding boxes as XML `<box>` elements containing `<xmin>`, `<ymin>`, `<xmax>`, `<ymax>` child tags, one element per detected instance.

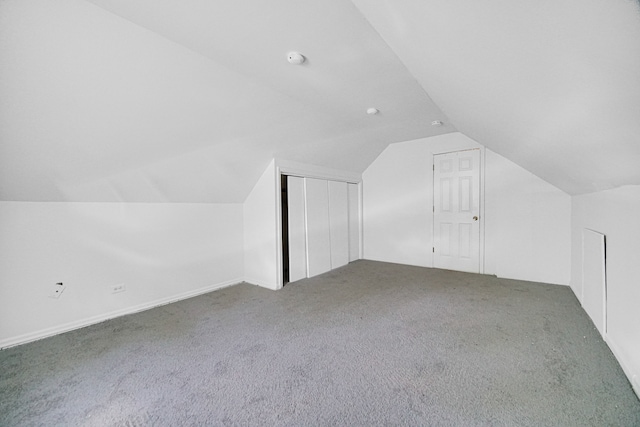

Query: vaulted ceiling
<box><xmin>1</xmin><ymin>0</ymin><xmax>639</xmax><ymax>202</ymax></box>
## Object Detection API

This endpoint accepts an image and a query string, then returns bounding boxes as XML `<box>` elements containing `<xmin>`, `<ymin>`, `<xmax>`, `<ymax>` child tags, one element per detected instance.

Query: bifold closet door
<box><xmin>305</xmin><ymin>178</ymin><xmax>332</xmax><ymax>277</ymax></box>
<box><xmin>348</xmin><ymin>183</ymin><xmax>360</xmax><ymax>262</ymax></box>
<box><xmin>329</xmin><ymin>180</ymin><xmax>349</xmax><ymax>269</ymax></box>
<box><xmin>287</xmin><ymin>176</ymin><xmax>307</xmax><ymax>283</ymax></box>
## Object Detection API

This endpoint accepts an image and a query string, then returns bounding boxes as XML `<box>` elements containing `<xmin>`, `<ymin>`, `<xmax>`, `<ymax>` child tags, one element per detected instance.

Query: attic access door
<box><xmin>582</xmin><ymin>229</ymin><xmax>607</xmax><ymax>338</ymax></box>
<box><xmin>433</xmin><ymin>149</ymin><xmax>481</xmax><ymax>273</ymax></box>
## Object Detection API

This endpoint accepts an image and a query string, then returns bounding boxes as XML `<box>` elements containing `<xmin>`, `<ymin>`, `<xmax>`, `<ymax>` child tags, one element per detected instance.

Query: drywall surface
<box><xmin>243</xmin><ymin>160</ymin><xmax>279</xmax><ymax>290</ymax></box>
<box><xmin>362</xmin><ymin>133</ymin><xmax>482</xmax><ymax>267</ymax></box>
<box><xmin>0</xmin><ymin>201</ymin><xmax>243</xmax><ymax>348</ymax></box>
<box><xmin>0</xmin><ymin>0</ymin><xmax>451</xmax><ymax>203</ymax></box>
<box><xmin>484</xmin><ymin>149</ymin><xmax>571</xmax><ymax>285</ymax></box>
<box><xmin>362</xmin><ymin>132</ymin><xmax>571</xmax><ymax>285</ymax></box>
<box><xmin>352</xmin><ymin>0</ymin><xmax>640</xmax><ymax>195</ymax></box>
<box><xmin>243</xmin><ymin>158</ymin><xmax>362</xmax><ymax>290</ymax></box>
<box><xmin>571</xmin><ymin>185</ymin><xmax>640</xmax><ymax>395</ymax></box>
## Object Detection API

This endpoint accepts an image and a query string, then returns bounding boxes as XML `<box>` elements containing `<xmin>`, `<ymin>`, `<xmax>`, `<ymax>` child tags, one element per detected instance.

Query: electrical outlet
<box><xmin>49</xmin><ymin>282</ymin><xmax>66</xmax><ymax>299</ymax></box>
<box><xmin>110</xmin><ymin>283</ymin><xmax>126</xmax><ymax>294</ymax></box>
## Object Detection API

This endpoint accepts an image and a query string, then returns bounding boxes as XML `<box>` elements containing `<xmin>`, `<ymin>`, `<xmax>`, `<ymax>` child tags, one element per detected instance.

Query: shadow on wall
<box><xmin>364</xmin><ymin>184</ymin><xmax>434</xmax><ymax>268</ymax></box>
<box><xmin>0</xmin><ymin>201</ymin><xmax>244</xmax><ymax>347</ymax></box>
<box><xmin>571</xmin><ymin>185</ymin><xmax>640</xmax><ymax>397</ymax></box>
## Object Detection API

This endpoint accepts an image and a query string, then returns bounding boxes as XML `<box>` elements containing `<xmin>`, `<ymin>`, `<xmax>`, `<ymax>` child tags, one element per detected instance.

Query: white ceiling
<box><xmin>1</xmin><ymin>0</ymin><xmax>639</xmax><ymax>202</ymax></box>
<box><xmin>351</xmin><ymin>0</ymin><xmax>640</xmax><ymax>195</ymax></box>
<box><xmin>0</xmin><ymin>0</ymin><xmax>450</xmax><ymax>202</ymax></box>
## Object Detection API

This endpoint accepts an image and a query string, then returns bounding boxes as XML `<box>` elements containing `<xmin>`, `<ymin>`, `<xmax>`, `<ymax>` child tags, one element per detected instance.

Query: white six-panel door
<box><xmin>433</xmin><ymin>149</ymin><xmax>481</xmax><ymax>273</ymax></box>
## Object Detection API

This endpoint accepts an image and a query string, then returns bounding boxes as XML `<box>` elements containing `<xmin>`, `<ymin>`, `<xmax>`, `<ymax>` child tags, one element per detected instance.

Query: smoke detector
<box><xmin>367</xmin><ymin>107</ymin><xmax>379</xmax><ymax>115</ymax></box>
<box><xmin>287</xmin><ymin>52</ymin><xmax>305</xmax><ymax>65</ymax></box>
<box><xmin>431</xmin><ymin>120</ymin><xmax>444</xmax><ymax>127</ymax></box>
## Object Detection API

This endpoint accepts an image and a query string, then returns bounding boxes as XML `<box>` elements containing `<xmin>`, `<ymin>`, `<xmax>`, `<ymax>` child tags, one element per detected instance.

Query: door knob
<box><xmin>473</xmin><ymin>216</ymin><xmax>478</xmax><ymax>221</ymax></box>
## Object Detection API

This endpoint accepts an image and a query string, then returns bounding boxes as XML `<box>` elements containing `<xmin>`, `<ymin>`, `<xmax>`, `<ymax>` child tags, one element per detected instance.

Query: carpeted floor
<box><xmin>1</xmin><ymin>260</ymin><xmax>639</xmax><ymax>426</ymax></box>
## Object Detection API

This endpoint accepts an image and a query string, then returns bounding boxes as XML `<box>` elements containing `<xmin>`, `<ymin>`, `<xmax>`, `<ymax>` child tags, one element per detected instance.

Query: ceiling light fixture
<box><xmin>431</xmin><ymin>120</ymin><xmax>444</xmax><ymax>126</ymax></box>
<box><xmin>367</xmin><ymin>108</ymin><xmax>379</xmax><ymax>115</ymax></box>
<box><xmin>287</xmin><ymin>52</ymin><xmax>305</xmax><ymax>65</ymax></box>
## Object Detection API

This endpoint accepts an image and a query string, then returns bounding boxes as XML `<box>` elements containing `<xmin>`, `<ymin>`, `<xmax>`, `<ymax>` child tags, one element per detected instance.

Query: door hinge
<box><xmin>432</xmin><ymin>247</ymin><xmax>435</xmax><ymax>253</ymax></box>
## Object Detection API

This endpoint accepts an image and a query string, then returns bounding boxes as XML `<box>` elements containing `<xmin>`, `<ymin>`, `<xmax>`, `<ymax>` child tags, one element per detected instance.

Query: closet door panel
<box><xmin>287</xmin><ymin>176</ymin><xmax>307</xmax><ymax>282</ymax></box>
<box><xmin>329</xmin><ymin>180</ymin><xmax>349</xmax><ymax>269</ymax></box>
<box><xmin>348</xmin><ymin>183</ymin><xmax>360</xmax><ymax>262</ymax></box>
<box><xmin>305</xmin><ymin>178</ymin><xmax>332</xmax><ymax>277</ymax></box>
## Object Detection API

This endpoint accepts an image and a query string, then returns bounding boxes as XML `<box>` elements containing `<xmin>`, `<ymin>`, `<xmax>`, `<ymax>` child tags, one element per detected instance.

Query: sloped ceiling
<box><xmin>352</xmin><ymin>0</ymin><xmax>640</xmax><ymax>195</ymax></box>
<box><xmin>0</xmin><ymin>0</ymin><xmax>450</xmax><ymax>202</ymax></box>
<box><xmin>1</xmin><ymin>0</ymin><xmax>639</xmax><ymax>202</ymax></box>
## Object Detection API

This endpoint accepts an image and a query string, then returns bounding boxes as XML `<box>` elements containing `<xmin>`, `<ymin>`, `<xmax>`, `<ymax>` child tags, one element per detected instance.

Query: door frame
<box><xmin>275</xmin><ymin>160</ymin><xmax>362</xmax><ymax>288</ymax></box>
<box><xmin>431</xmin><ymin>148</ymin><xmax>486</xmax><ymax>274</ymax></box>
<box><xmin>280</xmin><ymin>174</ymin><xmax>290</xmax><ymax>285</ymax></box>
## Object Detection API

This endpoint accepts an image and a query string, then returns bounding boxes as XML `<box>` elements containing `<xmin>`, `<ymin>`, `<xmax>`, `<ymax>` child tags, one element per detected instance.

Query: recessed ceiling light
<box><xmin>367</xmin><ymin>108</ymin><xmax>379</xmax><ymax>115</ymax></box>
<box><xmin>287</xmin><ymin>52</ymin><xmax>305</xmax><ymax>65</ymax></box>
<box><xmin>431</xmin><ymin>120</ymin><xmax>444</xmax><ymax>126</ymax></box>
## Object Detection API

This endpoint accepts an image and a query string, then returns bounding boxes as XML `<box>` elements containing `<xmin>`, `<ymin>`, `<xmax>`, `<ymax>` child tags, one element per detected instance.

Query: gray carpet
<box><xmin>1</xmin><ymin>260</ymin><xmax>639</xmax><ymax>426</ymax></box>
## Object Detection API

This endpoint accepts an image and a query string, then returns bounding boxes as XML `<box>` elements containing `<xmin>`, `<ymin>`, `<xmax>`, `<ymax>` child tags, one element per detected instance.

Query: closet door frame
<box><xmin>276</xmin><ymin>162</ymin><xmax>362</xmax><ymax>287</ymax></box>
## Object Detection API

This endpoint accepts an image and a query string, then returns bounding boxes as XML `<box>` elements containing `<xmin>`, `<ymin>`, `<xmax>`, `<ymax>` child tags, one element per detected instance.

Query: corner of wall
<box><xmin>0</xmin><ymin>201</ymin><xmax>245</xmax><ymax>347</ymax></box>
<box><xmin>570</xmin><ymin>186</ymin><xmax>640</xmax><ymax>400</ymax></box>
<box><xmin>243</xmin><ymin>160</ymin><xmax>279</xmax><ymax>290</ymax></box>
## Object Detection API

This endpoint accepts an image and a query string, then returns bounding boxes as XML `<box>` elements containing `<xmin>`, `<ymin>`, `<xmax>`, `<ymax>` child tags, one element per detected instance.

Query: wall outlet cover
<box><xmin>111</xmin><ymin>283</ymin><xmax>126</xmax><ymax>294</ymax></box>
<box><xmin>49</xmin><ymin>282</ymin><xmax>66</xmax><ymax>299</ymax></box>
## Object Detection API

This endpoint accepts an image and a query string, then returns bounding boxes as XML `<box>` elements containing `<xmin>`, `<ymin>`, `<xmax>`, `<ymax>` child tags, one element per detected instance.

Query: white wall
<box><xmin>362</xmin><ymin>133</ymin><xmax>482</xmax><ymax>267</ymax></box>
<box><xmin>571</xmin><ymin>185</ymin><xmax>640</xmax><ymax>395</ymax></box>
<box><xmin>242</xmin><ymin>158</ymin><xmax>362</xmax><ymax>290</ymax></box>
<box><xmin>484</xmin><ymin>149</ymin><xmax>571</xmax><ymax>284</ymax></box>
<box><xmin>362</xmin><ymin>132</ymin><xmax>571</xmax><ymax>285</ymax></box>
<box><xmin>0</xmin><ymin>201</ymin><xmax>244</xmax><ymax>348</ymax></box>
<box><xmin>243</xmin><ymin>160</ymin><xmax>279</xmax><ymax>290</ymax></box>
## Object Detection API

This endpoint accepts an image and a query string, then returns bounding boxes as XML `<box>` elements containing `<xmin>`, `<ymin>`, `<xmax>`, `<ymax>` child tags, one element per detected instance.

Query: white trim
<box><xmin>273</xmin><ymin>164</ymin><xmax>284</xmax><ymax>290</ymax></box>
<box><xmin>431</xmin><ymin>155</ymin><xmax>435</xmax><ymax>268</ymax></box>
<box><xmin>606</xmin><ymin>335</ymin><xmax>640</xmax><ymax>399</ymax></box>
<box><xmin>581</xmin><ymin>228</ymin><xmax>607</xmax><ymax>339</ymax></box>
<box><xmin>244</xmin><ymin>278</ymin><xmax>278</xmax><ymax>290</ymax></box>
<box><xmin>0</xmin><ymin>277</ymin><xmax>243</xmax><ymax>350</ymax></box>
<box><xmin>275</xmin><ymin>158</ymin><xmax>361</xmax><ymax>184</ymax></box>
<box><xmin>431</xmin><ymin>147</ymin><xmax>485</xmax><ymax>274</ymax></box>
<box><xmin>303</xmin><ymin>179</ymin><xmax>311</xmax><ymax>277</ymax></box>
<box><xmin>358</xmin><ymin>181</ymin><xmax>364</xmax><ymax>260</ymax></box>
<box><xmin>326</xmin><ymin>180</ymin><xmax>334</xmax><ymax>268</ymax></box>
<box><xmin>580</xmin><ymin>231</ymin><xmax>585</xmax><ymax>304</ymax></box>
<box><xmin>275</xmin><ymin>167</ymin><xmax>287</xmax><ymax>288</ymax></box>
<box><xmin>480</xmin><ymin>149</ymin><xmax>486</xmax><ymax>275</ymax></box>
<box><xmin>570</xmin><ymin>283</ymin><xmax>638</xmax><ymax>400</ymax></box>
<box><xmin>276</xmin><ymin>159</ymin><xmax>362</xmax><ymax>287</ymax></box>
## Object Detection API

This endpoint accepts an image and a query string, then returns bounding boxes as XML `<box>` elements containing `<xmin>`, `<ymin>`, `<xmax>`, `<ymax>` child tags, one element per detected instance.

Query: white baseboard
<box><xmin>0</xmin><ymin>278</ymin><xmax>243</xmax><ymax>350</ymax></box>
<box><xmin>571</xmin><ymin>283</ymin><xmax>638</xmax><ymax>400</ymax></box>
<box><xmin>244</xmin><ymin>277</ymin><xmax>280</xmax><ymax>290</ymax></box>
<box><xmin>605</xmin><ymin>335</ymin><xmax>639</xmax><ymax>399</ymax></box>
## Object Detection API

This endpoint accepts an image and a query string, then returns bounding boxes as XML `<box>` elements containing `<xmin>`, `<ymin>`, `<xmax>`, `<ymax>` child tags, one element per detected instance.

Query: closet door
<box><xmin>287</xmin><ymin>176</ymin><xmax>307</xmax><ymax>282</ymax></box>
<box><xmin>329</xmin><ymin>180</ymin><xmax>349</xmax><ymax>269</ymax></box>
<box><xmin>305</xmin><ymin>178</ymin><xmax>332</xmax><ymax>277</ymax></box>
<box><xmin>348</xmin><ymin>183</ymin><xmax>360</xmax><ymax>262</ymax></box>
